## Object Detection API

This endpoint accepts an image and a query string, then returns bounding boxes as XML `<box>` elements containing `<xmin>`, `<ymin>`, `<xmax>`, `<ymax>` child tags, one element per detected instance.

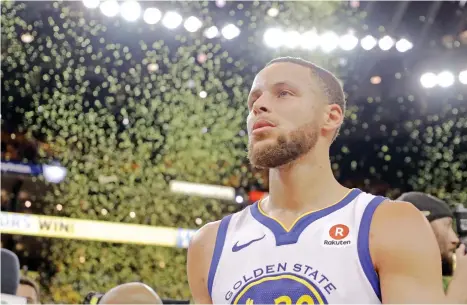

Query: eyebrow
<box><xmin>249</xmin><ymin>81</ymin><xmax>299</xmax><ymax>99</ymax></box>
<box><xmin>271</xmin><ymin>81</ymin><xmax>299</xmax><ymax>91</ymax></box>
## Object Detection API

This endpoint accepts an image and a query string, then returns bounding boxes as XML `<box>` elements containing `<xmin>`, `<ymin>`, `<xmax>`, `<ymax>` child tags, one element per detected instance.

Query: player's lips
<box><xmin>252</xmin><ymin>119</ymin><xmax>276</xmax><ymax>134</ymax></box>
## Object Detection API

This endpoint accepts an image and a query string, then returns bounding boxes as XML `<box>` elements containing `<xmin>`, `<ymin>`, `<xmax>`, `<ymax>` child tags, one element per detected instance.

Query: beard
<box><xmin>247</xmin><ymin>122</ymin><xmax>319</xmax><ymax>169</ymax></box>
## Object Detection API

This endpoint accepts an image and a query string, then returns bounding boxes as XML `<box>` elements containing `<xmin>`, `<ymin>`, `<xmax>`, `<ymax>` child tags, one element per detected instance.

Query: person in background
<box><xmin>98</xmin><ymin>282</ymin><xmax>163</xmax><ymax>304</ymax></box>
<box><xmin>16</xmin><ymin>276</ymin><xmax>40</xmax><ymax>304</ymax></box>
<box><xmin>397</xmin><ymin>192</ymin><xmax>467</xmax><ymax>303</ymax></box>
<box><xmin>83</xmin><ymin>288</ymin><xmax>189</xmax><ymax>304</ymax></box>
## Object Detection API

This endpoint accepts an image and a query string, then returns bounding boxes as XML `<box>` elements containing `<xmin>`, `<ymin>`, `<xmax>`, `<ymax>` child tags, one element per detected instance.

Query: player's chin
<box><xmin>249</xmin><ymin>137</ymin><xmax>275</xmax><ymax>151</ymax></box>
<box><xmin>250</xmin><ymin>129</ymin><xmax>277</xmax><ymax>142</ymax></box>
<box><xmin>248</xmin><ymin>142</ymin><xmax>271</xmax><ymax>163</ymax></box>
<box><xmin>248</xmin><ymin>152</ymin><xmax>269</xmax><ymax>169</ymax></box>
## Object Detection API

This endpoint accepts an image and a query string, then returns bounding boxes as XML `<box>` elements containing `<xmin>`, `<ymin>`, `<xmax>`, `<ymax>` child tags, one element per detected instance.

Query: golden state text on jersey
<box><xmin>207</xmin><ymin>189</ymin><xmax>386</xmax><ymax>304</ymax></box>
<box><xmin>227</xmin><ymin>263</ymin><xmax>333</xmax><ymax>304</ymax></box>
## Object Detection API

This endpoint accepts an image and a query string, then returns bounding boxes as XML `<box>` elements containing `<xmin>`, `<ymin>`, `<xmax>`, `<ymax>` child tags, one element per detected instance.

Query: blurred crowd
<box><xmin>1</xmin><ymin>131</ymin><xmax>54</xmax><ymax>163</ymax></box>
<box><xmin>1</xmin><ymin>247</ymin><xmax>189</xmax><ymax>304</ymax></box>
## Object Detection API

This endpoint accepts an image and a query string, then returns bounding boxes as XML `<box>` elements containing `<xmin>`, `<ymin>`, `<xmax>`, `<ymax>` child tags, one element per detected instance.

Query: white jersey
<box><xmin>208</xmin><ymin>189</ymin><xmax>386</xmax><ymax>304</ymax></box>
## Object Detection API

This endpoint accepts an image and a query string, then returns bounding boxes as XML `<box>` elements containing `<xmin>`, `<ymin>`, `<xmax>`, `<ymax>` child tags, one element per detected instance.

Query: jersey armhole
<box><xmin>207</xmin><ymin>214</ymin><xmax>232</xmax><ymax>298</ymax></box>
<box><xmin>357</xmin><ymin>196</ymin><xmax>386</xmax><ymax>302</ymax></box>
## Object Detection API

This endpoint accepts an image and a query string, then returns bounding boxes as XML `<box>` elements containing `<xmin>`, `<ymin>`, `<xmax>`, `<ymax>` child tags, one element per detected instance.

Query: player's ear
<box><xmin>322</xmin><ymin>103</ymin><xmax>344</xmax><ymax>134</ymax></box>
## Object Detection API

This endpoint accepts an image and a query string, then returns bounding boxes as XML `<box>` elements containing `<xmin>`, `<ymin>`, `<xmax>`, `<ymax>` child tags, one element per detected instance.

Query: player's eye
<box><xmin>278</xmin><ymin>91</ymin><xmax>292</xmax><ymax>98</ymax></box>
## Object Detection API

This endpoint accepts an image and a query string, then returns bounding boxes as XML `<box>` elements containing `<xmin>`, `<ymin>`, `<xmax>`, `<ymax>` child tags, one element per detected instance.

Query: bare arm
<box><xmin>371</xmin><ymin>201</ymin><xmax>446</xmax><ymax>304</ymax></box>
<box><xmin>187</xmin><ymin>221</ymin><xmax>220</xmax><ymax>304</ymax></box>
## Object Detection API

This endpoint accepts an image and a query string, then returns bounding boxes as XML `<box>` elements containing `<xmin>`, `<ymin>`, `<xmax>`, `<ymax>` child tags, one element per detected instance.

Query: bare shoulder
<box><xmin>370</xmin><ymin>199</ymin><xmax>436</xmax><ymax>258</ymax></box>
<box><xmin>369</xmin><ymin>200</ymin><xmax>445</xmax><ymax>303</ymax></box>
<box><xmin>371</xmin><ymin>199</ymin><xmax>432</xmax><ymax>246</ymax></box>
<box><xmin>372</xmin><ymin>199</ymin><xmax>429</xmax><ymax>226</ymax></box>
<box><xmin>188</xmin><ymin>220</ymin><xmax>222</xmax><ymax>258</ymax></box>
<box><xmin>186</xmin><ymin>220</ymin><xmax>222</xmax><ymax>304</ymax></box>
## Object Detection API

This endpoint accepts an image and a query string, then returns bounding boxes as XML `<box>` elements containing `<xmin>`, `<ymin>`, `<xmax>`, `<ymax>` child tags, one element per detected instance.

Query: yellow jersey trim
<box><xmin>257</xmin><ymin>188</ymin><xmax>356</xmax><ymax>232</ymax></box>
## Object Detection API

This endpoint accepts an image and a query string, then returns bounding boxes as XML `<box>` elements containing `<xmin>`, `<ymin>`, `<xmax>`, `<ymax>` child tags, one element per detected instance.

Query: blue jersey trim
<box><xmin>357</xmin><ymin>195</ymin><xmax>386</xmax><ymax>302</ymax></box>
<box><xmin>208</xmin><ymin>214</ymin><xmax>232</xmax><ymax>297</ymax></box>
<box><xmin>250</xmin><ymin>188</ymin><xmax>362</xmax><ymax>246</ymax></box>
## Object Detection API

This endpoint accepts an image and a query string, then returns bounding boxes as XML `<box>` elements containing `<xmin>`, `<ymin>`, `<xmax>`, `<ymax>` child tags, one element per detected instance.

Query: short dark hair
<box><xmin>19</xmin><ymin>276</ymin><xmax>40</xmax><ymax>300</ymax></box>
<box><xmin>266</xmin><ymin>57</ymin><xmax>346</xmax><ymax>141</ymax></box>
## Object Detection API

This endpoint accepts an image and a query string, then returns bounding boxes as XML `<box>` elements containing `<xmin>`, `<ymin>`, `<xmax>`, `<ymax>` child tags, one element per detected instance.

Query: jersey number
<box><xmin>246</xmin><ymin>295</ymin><xmax>315</xmax><ymax>305</ymax></box>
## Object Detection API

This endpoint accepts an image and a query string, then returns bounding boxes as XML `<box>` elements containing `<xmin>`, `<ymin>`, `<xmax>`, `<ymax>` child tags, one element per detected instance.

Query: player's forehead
<box><xmin>250</xmin><ymin>62</ymin><xmax>314</xmax><ymax>92</ymax></box>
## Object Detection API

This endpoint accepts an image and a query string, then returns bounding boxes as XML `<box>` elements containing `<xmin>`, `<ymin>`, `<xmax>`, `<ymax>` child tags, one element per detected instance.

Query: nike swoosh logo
<box><xmin>232</xmin><ymin>234</ymin><xmax>266</xmax><ymax>252</ymax></box>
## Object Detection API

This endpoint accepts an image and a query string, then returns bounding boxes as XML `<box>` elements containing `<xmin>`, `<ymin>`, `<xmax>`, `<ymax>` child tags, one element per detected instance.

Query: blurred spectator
<box><xmin>1</xmin><ymin>131</ymin><xmax>54</xmax><ymax>163</ymax></box>
<box><xmin>1</xmin><ymin>189</ymin><xmax>10</xmax><ymax>207</ymax></box>
<box><xmin>397</xmin><ymin>192</ymin><xmax>467</xmax><ymax>303</ymax></box>
<box><xmin>17</xmin><ymin>276</ymin><xmax>40</xmax><ymax>304</ymax></box>
<box><xmin>99</xmin><ymin>283</ymin><xmax>162</xmax><ymax>304</ymax></box>
<box><xmin>397</xmin><ymin>192</ymin><xmax>459</xmax><ymax>270</ymax></box>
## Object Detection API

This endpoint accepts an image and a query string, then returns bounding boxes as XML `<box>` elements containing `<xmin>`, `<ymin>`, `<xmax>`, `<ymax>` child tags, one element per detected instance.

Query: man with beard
<box><xmin>397</xmin><ymin>192</ymin><xmax>467</xmax><ymax>302</ymax></box>
<box><xmin>187</xmin><ymin>57</ymin><xmax>452</xmax><ymax>303</ymax></box>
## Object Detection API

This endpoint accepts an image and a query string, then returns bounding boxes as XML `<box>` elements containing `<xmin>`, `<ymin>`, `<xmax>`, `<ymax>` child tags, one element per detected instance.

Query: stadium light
<box><xmin>437</xmin><ymin>71</ymin><xmax>455</xmax><ymax>88</ymax></box>
<box><xmin>459</xmin><ymin>70</ymin><xmax>467</xmax><ymax>85</ymax></box>
<box><xmin>204</xmin><ymin>26</ymin><xmax>219</xmax><ymax>39</ymax></box>
<box><xmin>162</xmin><ymin>11</ymin><xmax>183</xmax><ymax>29</ymax></box>
<box><xmin>284</xmin><ymin>30</ymin><xmax>301</xmax><ymax>48</ymax></box>
<box><xmin>320</xmin><ymin>32</ymin><xmax>339</xmax><ymax>53</ymax></box>
<box><xmin>221</xmin><ymin>24</ymin><xmax>240</xmax><ymax>40</ymax></box>
<box><xmin>267</xmin><ymin>7</ymin><xmax>279</xmax><ymax>17</ymax></box>
<box><xmin>184</xmin><ymin>16</ymin><xmax>202</xmax><ymax>33</ymax></box>
<box><xmin>339</xmin><ymin>33</ymin><xmax>359</xmax><ymax>51</ymax></box>
<box><xmin>300</xmin><ymin>30</ymin><xmax>319</xmax><ymax>50</ymax></box>
<box><xmin>120</xmin><ymin>0</ymin><xmax>141</xmax><ymax>22</ymax></box>
<box><xmin>83</xmin><ymin>0</ymin><xmax>100</xmax><ymax>9</ymax></box>
<box><xmin>143</xmin><ymin>8</ymin><xmax>162</xmax><ymax>25</ymax></box>
<box><xmin>100</xmin><ymin>0</ymin><xmax>119</xmax><ymax>17</ymax></box>
<box><xmin>420</xmin><ymin>72</ymin><xmax>437</xmax><ymax>88</ymax></box>
<box><xmin>263</xmin><ymin>28</ymin><xmax>283</xmax><ymax>48</ymax></box>
<box><xmin>43</xmin><ymin>164</ymin><xmax>67</xmax><ymax>183</ymax></box>
<box><xmin>378</xmin><ymin>35</ymin><xmax>394</xmax><ymax>51</ymax></box>
<box><xmin>395</xmin><ymin>38</ymin><xmax>413</xmax><ymax>52</ymax></box>
<box><xmin>147</xmin><ymin>63</ymin><xmax>159</xmax><ymax>72</ymax></box>
<box><xmin>21</xmin><ymin>33</ymin><xmax>33</xmax><ymax>43</ymax></box>
<box><xmin>215</xmin><ymin>0</ymin><xmax>226</xmax><ymax>8</ymax></box>
<box><xmin>370</xmin><ymin>76</ymin><xmax>381</xmax><ymax>85</ymax></box>
<box><xmin>235</xmin><ymin>195</ymin><xmax>244</xmax><ymax>204</ymax></box>
<box><xmin>361</xmin><ymin>35</ymin><xmax>377</xmax><ymax>50</ymax></box>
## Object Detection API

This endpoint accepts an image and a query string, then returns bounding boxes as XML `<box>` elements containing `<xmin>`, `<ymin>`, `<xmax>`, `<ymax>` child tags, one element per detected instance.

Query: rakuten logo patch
<box><xmin>323</xmin><ymin>224</ymin><xmax>352</xmax><ymax>248</ymax></box>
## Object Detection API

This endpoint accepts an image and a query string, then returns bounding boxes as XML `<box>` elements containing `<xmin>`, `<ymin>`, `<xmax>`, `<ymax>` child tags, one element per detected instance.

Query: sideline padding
<box><xmin>0</xmin><ymin>212</ymin><xmax>197</xmax><ymax>248</ymax></box>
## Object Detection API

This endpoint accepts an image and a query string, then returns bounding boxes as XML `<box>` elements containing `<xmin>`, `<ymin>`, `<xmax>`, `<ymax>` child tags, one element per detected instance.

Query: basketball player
<box><xmin>187</xmin><ymin>57</ymin><xmax>448</xmax><ymax>304</ymax></box>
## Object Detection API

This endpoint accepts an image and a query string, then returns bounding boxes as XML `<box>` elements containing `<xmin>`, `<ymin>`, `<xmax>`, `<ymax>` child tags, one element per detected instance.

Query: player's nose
<box><xmin>252</xmin><ymin>94</ymin><xmax>271</xmax><ymax>115</ymax></box>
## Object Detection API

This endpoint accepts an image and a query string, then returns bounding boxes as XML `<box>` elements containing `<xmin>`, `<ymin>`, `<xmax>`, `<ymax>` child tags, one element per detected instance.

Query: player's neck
<box><xmin>267</xmin><ymin>148</ymin><xmax>347</xmax><ymax>212</ymax></box>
